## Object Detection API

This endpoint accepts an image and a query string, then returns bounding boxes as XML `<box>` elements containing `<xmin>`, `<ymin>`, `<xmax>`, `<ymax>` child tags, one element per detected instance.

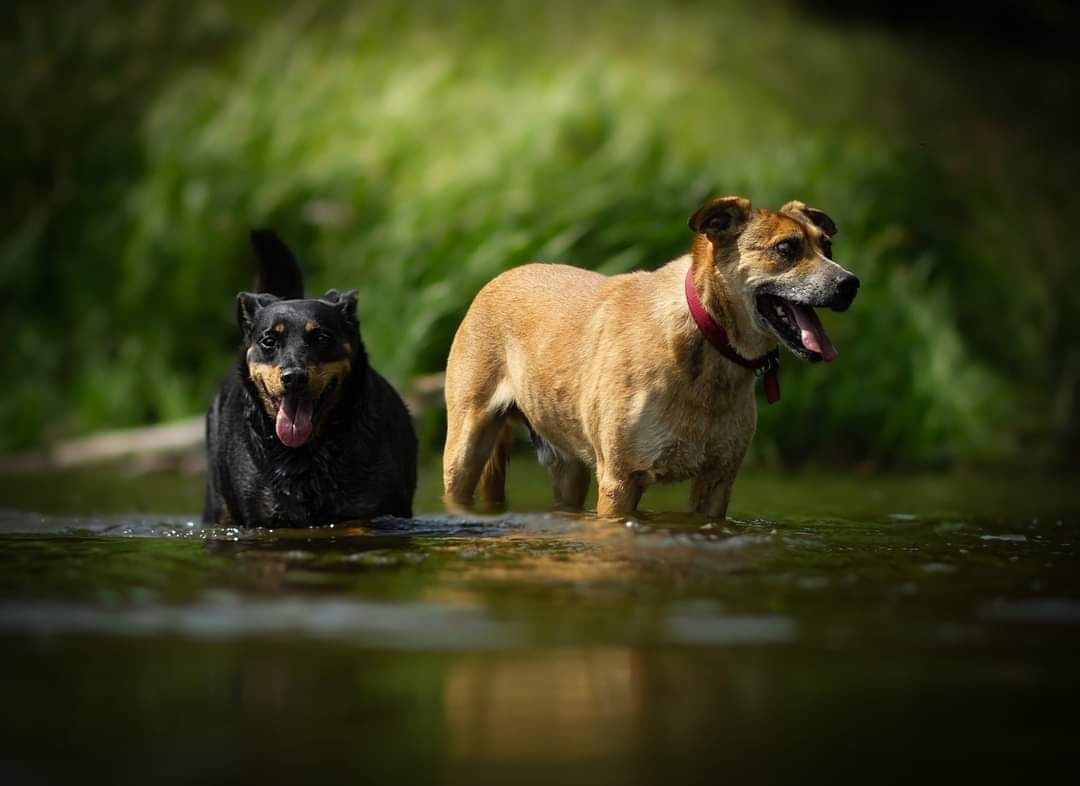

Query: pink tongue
<box><xmin>790</xmin><ymin>304</ymin><xmax>838</xmax><ymax>362</ymax></box>
<box><xmin>275</xmin><ymin>397</ymin><xmax>314</xmax><ymax>448</ymax></box>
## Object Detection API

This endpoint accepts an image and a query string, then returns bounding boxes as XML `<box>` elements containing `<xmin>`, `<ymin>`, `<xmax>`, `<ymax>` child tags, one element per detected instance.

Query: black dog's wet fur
<box><xmin>203</xmin><ymin>230</ymin><xmax>417</xmax><ymax>527</ymax></box>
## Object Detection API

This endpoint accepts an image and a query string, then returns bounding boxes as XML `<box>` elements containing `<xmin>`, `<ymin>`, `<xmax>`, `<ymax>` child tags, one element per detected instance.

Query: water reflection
<box><xmin>0</xmin><ymin>472</ymin><xmax>1079</xmax><ymax>783</ymax></box>
<box><xmin>446</xmin><ymin>649</ymin><xmax>640</xmax><ymax>764</ymax></box>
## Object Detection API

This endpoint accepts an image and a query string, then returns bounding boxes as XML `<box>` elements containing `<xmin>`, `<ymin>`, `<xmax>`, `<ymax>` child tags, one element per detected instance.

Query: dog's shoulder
<box><xmin>592</xmin><ymin>254</ymin><xmax>690</xmax><ymax>320</ymax></box>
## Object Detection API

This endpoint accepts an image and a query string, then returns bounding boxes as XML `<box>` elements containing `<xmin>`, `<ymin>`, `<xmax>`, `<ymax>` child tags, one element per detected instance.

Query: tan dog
<box><xmin>442</xmin><ymin>196</ymin><xmax>859</xmax><ymax>517</ymax></box>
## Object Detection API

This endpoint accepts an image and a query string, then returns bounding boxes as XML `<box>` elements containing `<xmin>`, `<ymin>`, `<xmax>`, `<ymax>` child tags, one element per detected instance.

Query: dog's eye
<box><xmin>311</xmin><ymin>330</ymin><xmax>332</xmax><ymax>346</ymax></box>
<box><xmin>821</xmin><ymin>239</ymin><xmax>833</xmax><ymax>259</ymax></box>
<box><xmin>774</xmin><ymin>240</ymin><xmax>800</xmax><ymax>260</ymax></box>
<box><xmin>258</xmin><ymin>334</ymin><xmax>278</xmax><ymax>352</ymax></box>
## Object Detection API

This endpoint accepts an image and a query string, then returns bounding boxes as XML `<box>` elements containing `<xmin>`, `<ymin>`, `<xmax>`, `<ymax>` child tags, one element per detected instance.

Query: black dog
<box><xmin>203</xmin><ymin>230</ymin><xmax>417</xmax><ymax>527</ymax></box>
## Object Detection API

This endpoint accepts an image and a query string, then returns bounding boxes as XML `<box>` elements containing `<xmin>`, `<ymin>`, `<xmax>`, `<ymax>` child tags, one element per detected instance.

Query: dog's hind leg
<box><xmin>443</xmin><ymin>406</ymin><xmax>509</xmax><ymax>510</ymax></box>
<box><xmin>478</xmin><ymin>420</ymin><xmax>514</xmax><ymax>509</ymax></box>
<box><xmin>443</xmin><ymin>313</ymin><xmax>514</xmax><ymax>510</ymax></box>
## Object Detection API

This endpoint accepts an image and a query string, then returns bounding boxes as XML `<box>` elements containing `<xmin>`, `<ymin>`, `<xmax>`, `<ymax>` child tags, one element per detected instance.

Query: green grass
<box><xmin>2</xmin><ymin>0</ymin><xmax>1077</xmax><ymax>467</ymax></box>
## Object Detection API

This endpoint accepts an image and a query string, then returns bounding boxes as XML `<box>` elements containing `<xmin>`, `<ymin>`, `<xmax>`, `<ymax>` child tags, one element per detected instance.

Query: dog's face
<box><xmin>237</xmin><ymin>289</ymin><xmax>358</xmax><ymax>448</ymax></box>
<box><xmin>689</xmin><ymin>196</ymin><xmax>859</xmax><ymax>362</ymax></box>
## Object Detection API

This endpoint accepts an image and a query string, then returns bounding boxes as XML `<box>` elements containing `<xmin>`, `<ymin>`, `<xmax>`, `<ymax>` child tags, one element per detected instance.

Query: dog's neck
<box><xmin>689</xmin><ymin>236</ymin><xmax>777</xmax><ymax>361</ymax></box>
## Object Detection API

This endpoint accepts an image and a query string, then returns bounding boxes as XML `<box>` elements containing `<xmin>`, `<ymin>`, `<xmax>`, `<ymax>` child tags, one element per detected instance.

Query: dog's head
<box><xmin>237</xmin><ymin>288</ymin><xmax>359</xmax><ymax>448</ymax></box>
<box><xmin>689</xmin><ymin>196</ymin><xmax>859</xmax><ymax>362</ymax></box>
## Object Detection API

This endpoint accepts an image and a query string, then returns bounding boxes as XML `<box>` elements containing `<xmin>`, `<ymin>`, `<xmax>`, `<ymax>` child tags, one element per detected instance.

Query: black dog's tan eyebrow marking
<box><xmin>305</xmin><ymin>321</ymin><xmax>318</xmax><ymax>332</ymax></box>
<box><xmin>274</xmin><ymin>323</ymin><xmax>286</xmax><ymax>333</ymax></box>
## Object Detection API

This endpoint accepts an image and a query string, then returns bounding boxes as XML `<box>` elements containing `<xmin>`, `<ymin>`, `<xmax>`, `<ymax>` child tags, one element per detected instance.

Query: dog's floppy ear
<box><xmin>781</xmin><ymin>200</ymin><xmax>838</xmax><ymax>238</ymax></box>
<box><xmin>236</xmin><ymin>292</ymin><xmax>279</xmax><ymax>338</ymax></box>
<box><xmin>688</xmin><ymin>196</ymin><xmax>752</xmax><ymax>241</ymax></box>
<box><xmin>322</xmin><ymin>289</ymin><xmax>359</xmax><ymax>327</ymax></box>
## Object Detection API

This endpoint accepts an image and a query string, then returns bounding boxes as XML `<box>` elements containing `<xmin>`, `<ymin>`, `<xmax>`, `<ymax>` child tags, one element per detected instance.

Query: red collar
<box><xmin>684</xmin><ymin>266</ymin><xmax>781</xmax><ymax>404</ymax></box>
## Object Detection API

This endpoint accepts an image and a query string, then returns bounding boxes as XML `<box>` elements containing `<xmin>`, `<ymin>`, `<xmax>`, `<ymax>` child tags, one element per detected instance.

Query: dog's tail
<box><xmin>250</xmin><ymin>229</ymin><xmax>304</xmax><ymax>299</ymax></box>
<box><xmin>478</xmin><ymin>420</ymin><xmax>515</xmax><ymax>507</ymax></box>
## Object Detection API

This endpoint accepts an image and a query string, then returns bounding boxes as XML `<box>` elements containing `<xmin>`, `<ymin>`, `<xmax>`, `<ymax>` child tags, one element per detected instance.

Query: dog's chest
<box><xmin>252</xmin><ymin>448</ymin><xmax>357</xmax><ymax>525</ymax></box>
<box><xmin>626</xmin><ymin>385</ymin><xmax>755</xmax><ymax>482</ymax></box>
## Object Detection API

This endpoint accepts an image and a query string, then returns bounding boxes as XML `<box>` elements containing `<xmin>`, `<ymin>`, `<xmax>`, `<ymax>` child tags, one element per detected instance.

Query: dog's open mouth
<box><xmin>274</xmin><ymin>396</ymin><xmax>315</xmax><ymax>448</ymax></box>
<box><xmin>756</xmin><ymin>294</ymin><xmax>838</xmax><ymax>363</ymax></box>
<box><xmin>269</xmin><ymin>379</ymin><xmax>340</xmax><ymax>448</ymax></box>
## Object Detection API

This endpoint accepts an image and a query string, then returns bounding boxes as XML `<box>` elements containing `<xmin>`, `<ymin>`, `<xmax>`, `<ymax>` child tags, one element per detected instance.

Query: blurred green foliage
<box><xmin>2</xmin><ymin>0</ymin><xmax>1077</xmax><ymax>467</ymax></box>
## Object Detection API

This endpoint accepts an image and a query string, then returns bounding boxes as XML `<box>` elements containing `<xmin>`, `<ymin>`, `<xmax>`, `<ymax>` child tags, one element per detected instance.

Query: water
<box><xmin>0</xmin><ymin>462</ymin><xmax>1078</xmax><ymax>785</ymax></box>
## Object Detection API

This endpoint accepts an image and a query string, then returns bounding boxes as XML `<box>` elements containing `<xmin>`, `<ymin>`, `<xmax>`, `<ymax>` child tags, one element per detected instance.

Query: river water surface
<box><xmin>0</xmin><ymin>462</ymin><xmax>1077</xmax><ymax>784</ymax></box>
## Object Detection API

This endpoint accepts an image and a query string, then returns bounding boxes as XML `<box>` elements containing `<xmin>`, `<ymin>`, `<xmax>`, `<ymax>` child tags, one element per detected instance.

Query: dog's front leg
<box><xmin>689</xmin><ymin>470</ymin><xmax>735</xmax><ymax>519</ymax></box>
<box><xmin>550</xmin><ymin>457</ymin><xmax>592</xmax><ymax>510</ymax></box>
<box><xmin>595</xmin><ymin>462</ymin><xmax>644</xmax><ymax>517</ymax></box>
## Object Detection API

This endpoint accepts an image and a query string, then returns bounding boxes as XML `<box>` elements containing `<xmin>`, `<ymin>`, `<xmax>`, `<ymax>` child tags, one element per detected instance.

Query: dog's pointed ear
<box><xmin>688</xmin><ymin>196</ymin><xmax>752</xmax><ymax>242</ymax></box>
<box><xmin>237</xmin><ymin>292</ymin><xmax>279</xmax><ymax>337</ymax></box>
<box><xmin>322</xmin><ymin>289</ymin><xmax>359</xmax><ymax>326</ymax></box>
<box><xmin>781</xmin><ymin>200</ymin><xmax>838</xmax><ymax>238</ymax></box>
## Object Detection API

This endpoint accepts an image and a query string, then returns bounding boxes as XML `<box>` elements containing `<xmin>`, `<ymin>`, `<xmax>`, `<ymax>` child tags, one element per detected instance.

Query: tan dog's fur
<box><xmin>443</xmin><ymin>196</ymin><xmax>855</xmax><ymax>517</ymax></box>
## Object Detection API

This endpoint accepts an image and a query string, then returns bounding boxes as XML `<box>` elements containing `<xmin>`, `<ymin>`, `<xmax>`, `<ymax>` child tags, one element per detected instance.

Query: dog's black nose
<box><xmin>281</xmin><ymin>368</ymin><xmax>308</xmax><ymax>392</ymax></box>
<box><xmin>833</xmin><ymin>274</ymin><xmax>860</xmax><ymax>310</ymax></box>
